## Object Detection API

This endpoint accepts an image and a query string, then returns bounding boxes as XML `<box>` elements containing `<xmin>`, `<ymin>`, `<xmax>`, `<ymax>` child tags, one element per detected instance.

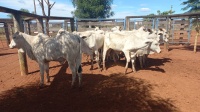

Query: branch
<box><xmin>50</xmin><ymin>2</ymin><xmax>56</xmax><ymax>9</ymax></box>
<box><xmin>38</xmin><ymin>0</ymin><xmax>42</xmax><ymax>7</ymax></box>
<box><xmin>44</xmin><ymin>0</ymin><xmax>48</xmax><ymax>4</ymax></box>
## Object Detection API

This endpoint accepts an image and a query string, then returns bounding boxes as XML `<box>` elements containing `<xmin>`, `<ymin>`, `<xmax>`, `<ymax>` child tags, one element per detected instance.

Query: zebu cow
<box><xmin>56</xmin><ymin>28</ymin><xmax>93</xmax><ymax>67</ymax></box>
<box><xmin>111</xmin><ymin>26</ymin><xmax>122</xmax><ymax>32</ymax></box>
<box><xmin>111</xmin><ymin>26</ymin><xmax>169</xmax><ymax>69</ymax></box>
<box><xmin>102</xmin><ymin>32</ymin><xmax>161</xmax><ymax>74</ymax></box>
<box><xmin>9</xmin><ymin>32</ymin><xmax>83</xmax><ymax>88</ymax></box>
<box><xmin>73</xmin><ymin>29</ymin><xmax>104</xmax><ymax>70</ymax></box>
<box><xmin>133</xmin><ymin>28</ymin><xmax>169</xmax><ymax>68</ymax></box>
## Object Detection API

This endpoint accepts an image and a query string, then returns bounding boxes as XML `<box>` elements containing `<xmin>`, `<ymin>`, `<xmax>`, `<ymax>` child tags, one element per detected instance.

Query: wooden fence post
<box><xmin>13</xmin><ymin>13</ymin><xmax>28</xmax><ymax>76</ymax></box>
<box><xmin>36</xmin><ymin>17</ymin><xmax>44</xmax><ymax>33</ymax></box>
<box><xmin>165</xmin><ymin>17</ymin><xmax>171</xmax><ymax>52</ymax></box>
<box><xmin>125</xmin><ymin>17</ymin><xmax>130</xmax><ymax>31</ymax></box>
<box><xmin>3</xmin><ymin>23</ymin><xmax>10</xmax><ymax>46</ymax></box>
<box><xmin>24</xmin><ymin>20</ymin><xmax>31</xmax><ymax>34</ymax></box>
<box><xmin>64</xmin><ymin>20</ymin><xmax>68</xmax><ymax>31</ymax></box>
<box><xmin>70</xmin><ymin>18</ymin><xmax>75</xmax><ymax>32</ymax></box>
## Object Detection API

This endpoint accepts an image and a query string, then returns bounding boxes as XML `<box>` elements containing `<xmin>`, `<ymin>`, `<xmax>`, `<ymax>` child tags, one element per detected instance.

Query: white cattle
<box><xmin>111</xmin><ymin>26</ymin><xmax>122</xmax><ymax>32</ymax></box>
<box><xmin>57</xmin><ymin>29</ymin><xmax>93</xmax><ymax>67</ymax></box>
<box><xmin>112</xmin><ymin>26</ymin><xmax>169</xmax><ymax>69</ymax></box>
<box><xmin>9</xmin><ymin>31</ymin><xmax>83</xmax><ymax>88</ymax></box>
<box><xmin>102</xmin><ymin>32</ymin><xmax>161</xmax><ymax>74</ymax></box>
<box><xmin>74</xmin><ymin>29</ymin><xmax>104</xmax><ymax>70</ymax></box>
<box><xmin>134</xmin><ymin>28</ymin><xmax>169</xmax><ymax>68</ymax></box>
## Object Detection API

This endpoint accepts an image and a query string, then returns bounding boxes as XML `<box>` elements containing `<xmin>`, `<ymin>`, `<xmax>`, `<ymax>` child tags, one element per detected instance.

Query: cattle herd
<box><xmin>8</xmin><ymin>26</ymin><xmax>169</xmax><ymax>88</ymax></box>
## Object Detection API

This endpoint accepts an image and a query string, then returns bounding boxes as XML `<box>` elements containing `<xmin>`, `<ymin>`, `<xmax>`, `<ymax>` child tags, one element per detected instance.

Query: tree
<box><xmin>38</xmin><ymin>0</ymin><xmax>55</xmax><ymax>36</ymax></box>
<box><xmin>157</xmin><ymin>6</ymin><xmax>175</xmax><ymax>15</ymax></box>
<box><xmin>143</xmin><ymin>13</ymin><xmax>155</xmax><ymax>22</ymax></box>
<box><xmin>144</xmin><ymin>6</ymin><xmax>175</xmax><ymax>22</ymax></box>
<box><xmin>181</xmin><ymin>0</ymin><xmax>200</xmax><ymax>53</ymax></box>
<box><xmin>144</xmin><ymin>6</ymin><xmax>175</xmax><ymax>21</ymax></box>
<box><xmin>71</xmin><ymin>0</ymin><xmax>114</xmax><ymax>18</ymax></box>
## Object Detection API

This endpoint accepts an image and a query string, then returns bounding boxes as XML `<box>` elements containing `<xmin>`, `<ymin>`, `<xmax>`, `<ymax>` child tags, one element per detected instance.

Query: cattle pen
<box><xmin>0</xmin><ymin>6</ymin><xmax>200</xmax><ymax>112</ymax></box>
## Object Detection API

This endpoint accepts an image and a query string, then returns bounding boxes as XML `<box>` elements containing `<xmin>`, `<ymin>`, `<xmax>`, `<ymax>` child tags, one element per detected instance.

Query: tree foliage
<box><xmin>181</xmin><ymin>0</ymin><xmax>200</xmax><ymax>53</ymax></box>
<box><xmin>144</xmin><ymin>7</ymin><xmax>175</xmax><ymax>22</ymax></box>
<box><xmin>181</xmin><ymin>0</ymin><xmax>200</xmax><ymax>32</ymax></box>
<box><xmin>71</xmin><ymin>0</ymin><xmax>114</xmax><ymax>18</ymax></box>
<box><xmin>157</xmin><ymin>9</ymin><xmax>175</xmax><ymax>15</ymax></box>
<box><xmin>181</xmin><ymin>0</ymin><xmax>200</xmax><ymax>13</ymax></box>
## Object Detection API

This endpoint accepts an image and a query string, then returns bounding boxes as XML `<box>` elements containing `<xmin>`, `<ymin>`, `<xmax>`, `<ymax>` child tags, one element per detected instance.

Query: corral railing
<box><xmin>75</xmin><ymin>18</ymin><xmax>125</xmax><ymax>31</ymax></box>
<box><xmin>125</xmin><ymin>12</ymin><xmax>200</xmax><ymax>44</ymax></box>
<box><xmin>0</xmin><ymin>6</ymin><xmax>75</xmax><ymax>76</ymax></box>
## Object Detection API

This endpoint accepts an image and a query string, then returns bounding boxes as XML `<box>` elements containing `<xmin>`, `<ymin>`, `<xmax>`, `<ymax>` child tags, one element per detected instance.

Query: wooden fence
<box><xmin>0</xmin><ymin>6</ymin><xmax>74</xmax><ymax>76</ymax></box>
<box><xmin>125</xmin><ymin>13</ymin><xmax>200</xmax><ymax>46</ymax></box>
<box><xmin>75</xmin><ymin>18</ymin><xmax>124</xmax><ymax>31</ymax></box>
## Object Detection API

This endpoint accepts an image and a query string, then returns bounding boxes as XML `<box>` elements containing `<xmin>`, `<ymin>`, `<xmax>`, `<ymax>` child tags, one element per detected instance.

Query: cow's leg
<box><xmin>68</xmin><ymin>61</ymin><xmax>77</xmax><ymax>88</ymax></box>
<box><xmin>102</xmin><ymin>46</ymin><xmax>108</xmax><ymax>71</ymax></box>
<box><xmin>131</xmin><ymin>56</ymin><xmax>137</xmax><ymax>72</ymax></box>
<box><xmin>138</xmin><ymin>55</ymin><xmax>144</xmax><ymax>69</ymax></box>
<box><xmin>38</xmin><ymin>63</ymin><xmax>45</xmax><ymax>87</ymax></box>
<box><xmin>77</xmin><ymin>65</ymin><xmax>82</xmax><ymax>88</ymax></box>
<box><xmin>76</xmin><ymin>55</ymin><xmax>82</xmax><ymax>88</ymax></box>
<box><xmin>90</xmin><ymin>54</ymin><xmax>94</xmax><ymax>70</ymax></box>
<box><xmin>123</xmin><ymin>51</ymin><xmax>131</xmax><ymax>75</ymax></box>
<box><xmin>94</xmin><ymin>50</ymin><xmax>100</xmax><ymax>69</ymax></box>
<box><xmin>44</xmin><ymin>62</ymin><xmax>50</xmax><ymax>83</ymax></box>
<box><xmin>143</xmin><ymin>54</ymin><xmax>148</xmax><ymax>68</ymax></box>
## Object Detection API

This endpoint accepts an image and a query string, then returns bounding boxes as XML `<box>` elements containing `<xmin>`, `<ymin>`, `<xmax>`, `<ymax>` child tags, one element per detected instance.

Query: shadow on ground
<box><xmin>105</xmin><ymin>57</ymin><xmax>171</xmax><ymax>73</ymax></box>
<box><xmin>0</xmin><ymin>62</ymin><xmax>178</xmax><ymax>112</ymax></box>
<box><xmin>143</xmin><ymin>58</ymin><xmax>172</xmax><ymax>73</ymax></box>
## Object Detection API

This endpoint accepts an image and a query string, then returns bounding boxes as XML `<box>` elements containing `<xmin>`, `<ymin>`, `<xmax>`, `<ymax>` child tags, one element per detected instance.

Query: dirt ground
<box><xmin>0</xmin><ymin>43</ymin><xmax>200</xmax><ymax>112</ymax></box>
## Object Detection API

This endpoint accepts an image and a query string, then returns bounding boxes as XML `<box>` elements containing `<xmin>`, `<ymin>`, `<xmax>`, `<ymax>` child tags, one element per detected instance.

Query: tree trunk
<box><xmin>33</xmin><ymin>0</ymin><xmax>37</xmax><ymax>14</ymax></box>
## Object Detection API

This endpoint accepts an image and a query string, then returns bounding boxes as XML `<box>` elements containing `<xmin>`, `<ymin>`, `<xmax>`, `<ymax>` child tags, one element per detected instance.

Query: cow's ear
<box><xmin>147</xmin><ymin>29</ymin><xmax>153</xmax><ymax>33</ymax></box>
<box><xmin>58</xmin><ymin>28</ymin><xmax>65</xmax><ymax>34</ymax></box>
<box><xmin>82</xmin><ymin>36</ymin><xmax>87</xmax><ymax>39</ymax></box>
<box><xmin>119</xmin><ymin>26</ymin><xmax>122</xmax><ymax>31</ymax></box>
<box><xmin>159</xmin><ymin>28</ymin><xmax>163</xmax><ymax>31</ymax></box>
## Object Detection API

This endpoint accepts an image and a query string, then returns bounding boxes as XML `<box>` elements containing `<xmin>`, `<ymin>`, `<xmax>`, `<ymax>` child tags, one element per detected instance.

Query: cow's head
<box><xmin>94</xmin><ymin>26</ymin><xmax>100</xmax><ymax>31</ymax></box>
<box><xmin>56</xmin><ymin>28</ymin><xmax>68</xmax><ymax>36</ymax></box>
<box><xmin>149</xmin><ymin>39</ymin><xmax>161</xmax><ymax>54</ymax></box>
<box><xmin>157</xmin><ymin>28</ymin><xmax>169</xmax><ymax>43</ymax></box>
<box><xmin>9</xmin><ymin>31</ymin><xmax>23</xmax><ymax>49</ymax></box>
<box><xmin>111</xmin><ymin>26</ymin><xmax>122</xmax><ymax>32</ymax></box>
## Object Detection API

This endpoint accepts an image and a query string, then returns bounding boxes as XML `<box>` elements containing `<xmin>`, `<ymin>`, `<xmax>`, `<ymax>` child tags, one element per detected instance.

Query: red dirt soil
<box><xmin>0</xmin><ymin>43</ymin><xmax>200</xmax><ymax>112</ymax></box>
